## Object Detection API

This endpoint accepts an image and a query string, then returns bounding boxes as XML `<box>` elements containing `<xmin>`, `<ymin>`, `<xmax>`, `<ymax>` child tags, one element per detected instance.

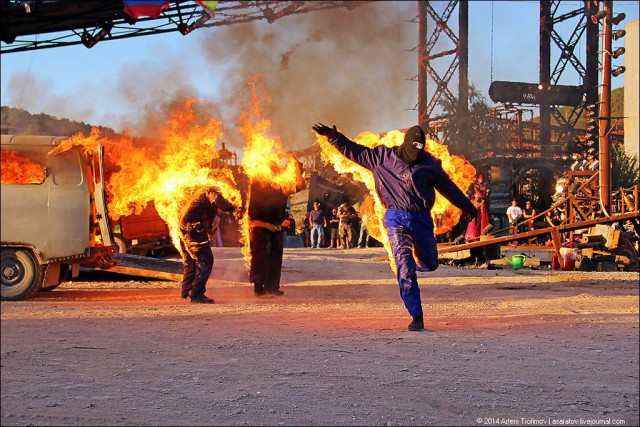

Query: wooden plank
<box><xmin>438</xmin><ymin>249</ymin><xmax>471</xmax><ymax>260</ymax></box>
<box><xmin>94</xmin><ymin>253</ymin><xmax>184</xmax><ymax>281</ymax></box>
<box><xmin>489</xmin><ymin>257</ymin><xmax>541</xmax><ymax>268</ymax></box>
<box><xmin>106</xmin><ymin>265</ymin><xmax>182</xmax><ymax>281</ymax></box>
<box><xmin>438</xmin><ymin>211</ymin><xmax>639</xmax><ymax>255</ymax></box>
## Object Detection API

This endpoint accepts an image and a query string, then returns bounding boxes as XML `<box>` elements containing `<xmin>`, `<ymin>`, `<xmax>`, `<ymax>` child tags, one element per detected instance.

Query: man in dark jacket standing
<box><xmin>312</xmin><ymin>123</ymin><xmax>477</xmax><ymax>331</ymax></box>
<box><xmin>179</xmin><ymin>186</ymin><xmax>235</xmax><ymax>304</ymax></box>
<box><xmin>248</xmin><ymin>157</ymin><xmax>305</xmax><ymax>297</ymax></box>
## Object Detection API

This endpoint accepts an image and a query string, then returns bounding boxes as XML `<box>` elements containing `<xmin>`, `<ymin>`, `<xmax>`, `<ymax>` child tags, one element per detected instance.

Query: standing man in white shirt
<box><xmin>506</xmin><ymin>199</ymin><xmax>523</xmax><ymax>235</ymax></box>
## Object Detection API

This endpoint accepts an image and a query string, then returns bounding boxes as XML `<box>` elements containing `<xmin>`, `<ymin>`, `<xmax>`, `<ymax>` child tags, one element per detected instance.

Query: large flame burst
<box><xmin>48</xmin><ymin>99</ymin><xmax>243</xmax><ymax>252</ymax></box>
<box><xmin>315</xmin><ymin>129</ymin><xmax>475</xmax><ymax>272</ymax></box>
<box><xmin>239</xmin><ymin>75</ymin><xmax>301</xmax><ymax>269</ymax></box>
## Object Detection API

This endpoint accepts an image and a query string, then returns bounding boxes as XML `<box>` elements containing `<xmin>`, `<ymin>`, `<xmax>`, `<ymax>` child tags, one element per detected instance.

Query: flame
<box><xmin>1</xmin><ymin>151</ymin><xmax>46</xmax><ymax>184</ymax></box>
<box><xmin>48</xmin><ymin>99</ymin><xmax>243</xmax><ymax>252</ymax></box>
<box><xmin>239</xmin><ymin>75</ymin><xmax>301</xmax><ymax>268</ymax></box>
<box><xmin>315</xmin><ymin>129</ymin><xmax>475</xmax><ymax>272</ymax></box>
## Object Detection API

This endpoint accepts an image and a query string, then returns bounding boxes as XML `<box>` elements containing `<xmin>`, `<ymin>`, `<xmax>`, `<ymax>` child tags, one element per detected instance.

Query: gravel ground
<box><xmin>1</xmin><ymin>247</ymin><xmax>638</xmax><ymax>426</ymax></box>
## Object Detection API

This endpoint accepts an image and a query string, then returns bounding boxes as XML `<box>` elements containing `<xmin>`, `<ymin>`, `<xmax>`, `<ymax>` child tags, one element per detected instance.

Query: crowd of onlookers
<box><xmin>299</xmin><ymin>200</ymin><xmax>373</xmax><ymax>249</ymax></box>
<box><xmin>212</xmin><ymin>171</ymin><xmax>581</xmax><ymax>249</ymax></box>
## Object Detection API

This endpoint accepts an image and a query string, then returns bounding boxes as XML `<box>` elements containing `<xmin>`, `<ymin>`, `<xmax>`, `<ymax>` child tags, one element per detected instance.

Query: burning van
<box><xmin>1</xmin><ymin>134</ymin><xmax>117</xmax><ymax>300</ymax></box>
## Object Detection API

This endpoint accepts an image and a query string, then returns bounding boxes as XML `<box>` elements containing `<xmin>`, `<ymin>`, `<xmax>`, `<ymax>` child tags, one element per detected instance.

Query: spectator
<box><xmin>357</xmin><ymin>210</ymin><xmax>370</xmax><ymax>248</ymax></box>
<box><xmin>545</xmin><ymin>207</ymin><xmax>563</xmax><ymax>228</ymax></box>
<box><xmin>522</xmin><ymin>200</ymin><xmax>536</xmax><ymax>232</ymax></box>
<box><xmin>303</xmin><ymin>211</ymin><xmax>312</xmax><ymax>247</ymax></box>
<box><xmin>328</xmin><ymin>208</ymin><xmax>340</xmax><ymax>248</ymax></box>
<box><xmin>309</xmin><ymin>201</ymin><xmax>327</xmax><ymax>248</ymax></box>
<box><xmin>465</xmin><ymin>195</ymin><xmax>484</xmax><ymax>242</ymax></box>
<box><xmin>209</xmin><ymin>206</ymin><xmax>224</xmax><ymax>248</ymax></box>
<box><xmin>338</xmin><ymin>202</ymin><xmax>357</xmax><ymax>249</ymax></box>
<box><xmin>506</xmin><ymin>199</ymin><xmax>523</xmax><ymax>235</ymax></box>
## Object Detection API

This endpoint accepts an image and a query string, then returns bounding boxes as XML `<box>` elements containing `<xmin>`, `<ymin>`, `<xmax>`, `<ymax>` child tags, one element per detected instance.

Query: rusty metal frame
<box><xmin>1</xmin><ymin>1</ymin><xmax>369</xmax><ymax>54</ymax></box>
<box><xmin>416</xmin><ymin>0</ymin><xmax>467</xmax><ymax>137</ymax></box>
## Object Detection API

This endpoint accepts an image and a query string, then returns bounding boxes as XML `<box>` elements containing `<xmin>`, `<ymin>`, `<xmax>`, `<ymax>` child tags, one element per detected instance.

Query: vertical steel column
<box><xmin>539</xmin><ymin>1</ymin><xmax>552</xmax><ymax>153</ymax></box>
<box><xmin>459</xmin><ymin>2</ymin><xmax>469</xmax><ymax>118</ymax></box>
<box><xmin>585</xmin><ymin>0</ymin><xmax>600</xmax><ymax>108</ymax></box>
<box><xmin>599</xmin><ymin>1</ymin><xmax>612</xmax><ymax>211</ymax></box>
<box><xmin>418</xmin><ymin>1</ymin><xmax>429</xmax><ymax>129</ymax></box>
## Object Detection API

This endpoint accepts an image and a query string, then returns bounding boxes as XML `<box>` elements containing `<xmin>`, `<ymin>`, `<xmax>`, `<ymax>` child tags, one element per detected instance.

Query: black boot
<box><xmin>254</xmin><ymin>283</ymin><xmax>267</xmax><ymax>296</ymax></box>
<box><xmin>191</xmin><ymin>295</ymin><xmax>214</xmax><ymax>304</ymax></box>
<box><xmin>408</xmin><ymin>316</ymin><xmax>424</xmax><ymax>331</ymax></box>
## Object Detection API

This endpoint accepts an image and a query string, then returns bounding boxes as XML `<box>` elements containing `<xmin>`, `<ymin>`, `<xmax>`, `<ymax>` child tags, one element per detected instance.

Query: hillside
<box><xmin>0</xmin><ymin>106</ymin><xmax>116</xmax><ymax>137</ymax></box>
<box><xmin>531</xmin><ymin>87</ymin><xmax>624</xmax><ymax>128</ymax></box>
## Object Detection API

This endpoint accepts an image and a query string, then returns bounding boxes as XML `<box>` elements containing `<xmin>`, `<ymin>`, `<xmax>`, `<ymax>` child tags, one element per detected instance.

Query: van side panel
<box><xmin>47</xmin><ymin>149</ymin><xmax>91</xmax><ymax>259</ymax></box>
<box><xmin>1</xmin><ymin>136</ymin><xmax>92</xmax><ymax>262</ymax></box>
<box><xmin>1</xmin><ymin>174</ymin><xmax>51</xmax><ymax>254</ymax></box>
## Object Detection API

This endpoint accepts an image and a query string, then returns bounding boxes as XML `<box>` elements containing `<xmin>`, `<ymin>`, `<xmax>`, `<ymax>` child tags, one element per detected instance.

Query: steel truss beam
<box><xmin>416</xmin><ymin>0</ymin><xmax>467</xmax><ymax>137</ymax></box>
<box><xmin>1</xmin><ymin>1</ymin><xmax>368</xmax><ymax>54</ymax></box>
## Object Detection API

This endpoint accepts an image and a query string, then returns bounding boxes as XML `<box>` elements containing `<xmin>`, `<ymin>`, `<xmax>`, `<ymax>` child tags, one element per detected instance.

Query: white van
<box><xmin>1</xmin><ymin>134</ymin><xmax>116</xmax><ymax>300</ymax></box>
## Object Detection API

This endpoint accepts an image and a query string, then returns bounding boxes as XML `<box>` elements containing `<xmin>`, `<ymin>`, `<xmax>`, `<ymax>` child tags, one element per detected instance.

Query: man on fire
<box><xmin>248</xmin><ymin>156</ymin><xmax>306</xmax><ymax>297</ymax></box>
<box><xmin>312</xmin><ymin>123</ymin><xmax>477</xmax><ymax>331</ymax></box>
<box><xmin>179</xmin><ymin>186</ymin><xmax>235</xmax><ymax>304</ymax></box>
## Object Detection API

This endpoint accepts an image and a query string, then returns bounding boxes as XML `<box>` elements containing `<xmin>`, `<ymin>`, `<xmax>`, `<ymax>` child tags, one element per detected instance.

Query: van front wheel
<box><xmin>1</xmin><ymin>248</ymin><xmax>43</xmax><ymax>301</ymax></box>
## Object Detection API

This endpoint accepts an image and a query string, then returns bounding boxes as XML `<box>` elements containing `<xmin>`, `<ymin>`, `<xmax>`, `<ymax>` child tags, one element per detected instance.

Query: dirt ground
<box><xmin>1</xmin><ymin>246</ymin><xmax>638</xmax><ymax>426</ymax></box>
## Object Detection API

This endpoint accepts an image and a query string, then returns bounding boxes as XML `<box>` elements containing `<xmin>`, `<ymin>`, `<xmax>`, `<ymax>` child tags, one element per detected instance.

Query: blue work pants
<box><xmin>383</xmin><ymin>209</ymin><xmax>439</xmax><ymax>317</ymax></box>
<box><xmin>310</xmin><ymin>223</ymin><xmax>324</xmax><ymax>248</ymax></box>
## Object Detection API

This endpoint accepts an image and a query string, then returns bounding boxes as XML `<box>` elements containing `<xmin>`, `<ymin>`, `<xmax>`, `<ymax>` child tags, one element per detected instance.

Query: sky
<box><xmin>1</xmin><ymin>1</ymin><xmax>638</xmax><ymax>153</ymax></box>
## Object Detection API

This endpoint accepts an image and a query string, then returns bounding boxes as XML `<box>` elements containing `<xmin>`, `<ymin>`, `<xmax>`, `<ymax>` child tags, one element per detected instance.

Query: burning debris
<box><xmin>45</xmin><ymin>100</ymin><xmax>243</xmax><ymax>253</ymax></box>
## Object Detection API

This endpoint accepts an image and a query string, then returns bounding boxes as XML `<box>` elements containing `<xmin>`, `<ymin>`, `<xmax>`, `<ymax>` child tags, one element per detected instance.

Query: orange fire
<box><xmin>239</xmin><ymin>75</ymin><xmax>301</xmax><ymax>268</ymax></box>
<box><xmin>48</xmin><ymin>99</ymin><xmax>243</xmax><ymax>251</ymax></box>
<box><xmin>1</xmin><ymin>151</ymin><xmax>46</xmax><ymax>185</ymax></box>
<box><xmin>315</xmin><ymin>129</ymin><xmax>475</xmax><ymax>271</ymax></box>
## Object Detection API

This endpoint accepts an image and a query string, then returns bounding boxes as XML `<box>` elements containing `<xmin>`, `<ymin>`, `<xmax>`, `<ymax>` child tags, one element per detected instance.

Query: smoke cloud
<box><xmin>196</xmin><ymin>2</ymin><xmax>417</xmax><ymax>152</ymax></box>
<box><xmin>3</xmin><ymin>2</ymin><xmax>418</xmax><ymax>153</ymax></box>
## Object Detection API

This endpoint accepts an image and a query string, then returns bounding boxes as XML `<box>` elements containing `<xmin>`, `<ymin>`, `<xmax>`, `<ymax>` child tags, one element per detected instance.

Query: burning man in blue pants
<box><xmin>312</xmin><ymin>123</ymin><xmax>477</xmax><ymax>331</ymax></box>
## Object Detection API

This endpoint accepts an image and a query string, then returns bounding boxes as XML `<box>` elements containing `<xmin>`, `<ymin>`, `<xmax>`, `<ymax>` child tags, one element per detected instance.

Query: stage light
<box><xmin>81</xmin><ymin>22</ymin><xmax>113</xmax><ymax>48</ymax></box>
<box><xmin>591</xmin><ymin>10</ymin><xmax>607</xmax><ymax>24</ymax></box>
<box><xmin>613</xmin><ymin>29</ymin><xmax>626</xmax><ymax>41</ymax></box>
<box><xmin>612</xmin><ymin>66</ymin><xmax>626</xmax><ymax>77</ymax></box>
<box><xmin>585</xmin><ymin>104</ymin><xmax>598</xmax><ymax>146</ymax></box>
<box><xmin>611</xmin><ymin>47</ymin><xmax>625</xmax><ymax>59</ymax></box>
<box><xmin>611</xmin><ymin>13</ymin><xmax>626</xmax><ymax>25</ymax></box>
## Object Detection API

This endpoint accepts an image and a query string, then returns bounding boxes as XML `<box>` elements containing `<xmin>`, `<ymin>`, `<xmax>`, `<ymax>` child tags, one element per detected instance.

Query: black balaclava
<box><xmin>397</xmin><ymin>125</ymin><xmax>426</xmax><ymax>165</ymax></box>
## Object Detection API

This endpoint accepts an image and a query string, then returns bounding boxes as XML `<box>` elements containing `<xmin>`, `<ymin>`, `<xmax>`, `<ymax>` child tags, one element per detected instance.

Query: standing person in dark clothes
<box><xmin>308</xmin><ymin>201</ymin><xmax>327</xmax><ymax>248</ymax></box>
<box><xmin>313</xmin><ymin>123</ymin><xmax>477</xmax><ymax>331</ymax></box>
<box><xmin>179</xmin><ymin>187</ymin><xmax>235</xmax><ymax>304</ymax></box>
<box><xmin>328</xmin><ymin>208</ymin><xmax>340</xmax><ymax>248</ymax></box>
<box><xmin>249</xmin><ymin>157</ymin><xmax>305</xmax><ymax>297</ymax></box>
<box><xmin>338</xmin><ymin>202</ymin><xmax>357</xmax><ymax>249</ymax></box>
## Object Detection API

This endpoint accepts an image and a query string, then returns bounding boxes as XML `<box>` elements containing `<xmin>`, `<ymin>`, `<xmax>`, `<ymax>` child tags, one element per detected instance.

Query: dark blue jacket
<box><xmin>329</xmin><ymin>133</ymin><xmax>477</xmax><ymax>216</ymax></box>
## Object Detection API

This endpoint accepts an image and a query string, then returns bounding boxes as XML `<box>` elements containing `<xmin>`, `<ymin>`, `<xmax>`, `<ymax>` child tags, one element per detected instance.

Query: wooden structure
<box><xmin>439</xmin><ymin>172</ymin><xmax>639</xmax><ymax>270</ymax></box>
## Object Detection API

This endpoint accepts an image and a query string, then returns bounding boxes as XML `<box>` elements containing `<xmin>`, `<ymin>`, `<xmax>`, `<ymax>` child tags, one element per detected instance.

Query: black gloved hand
<box><xmin>312</xmin><ymin>123</ymin><xmax>337</xmax><ymax>140</ymax></box>
<box><xmin>463</xmin><ymin>207</ymin><xmax>478</xmax><ymax>223</ymax></box>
